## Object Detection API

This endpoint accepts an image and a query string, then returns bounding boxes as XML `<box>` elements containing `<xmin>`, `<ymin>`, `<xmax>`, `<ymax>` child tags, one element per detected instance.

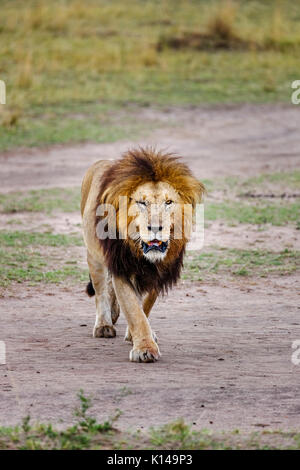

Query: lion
<box><xmin>81</xmin><ymin>147</ymin><xmax>204</xmax><ymax>363</ymax></box>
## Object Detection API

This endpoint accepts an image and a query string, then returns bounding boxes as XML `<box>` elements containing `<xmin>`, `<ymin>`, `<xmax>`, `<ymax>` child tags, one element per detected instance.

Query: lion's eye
<box><xmin>137</xmin><ymin>200</ymin><xmax>147</xmax><ymax>206</ymax></box>
<box><xmin>165</xmin><ymin>200</ymin><xmax>173</xmax><ymax>205</ymax></box>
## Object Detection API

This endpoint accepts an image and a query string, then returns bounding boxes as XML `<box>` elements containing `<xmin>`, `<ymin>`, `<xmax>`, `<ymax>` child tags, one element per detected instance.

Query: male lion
<box><xmin>81</xmin><ymin>147</ymin><xmax>204</xmax><ymax>363</ymax></box>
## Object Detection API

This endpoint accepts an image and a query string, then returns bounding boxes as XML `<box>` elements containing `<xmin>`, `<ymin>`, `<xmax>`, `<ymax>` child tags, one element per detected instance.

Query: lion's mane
<box><xmin>95</xmin><ymin>147</ymin><xmax>204</xmax><ymax>295</ymax></box>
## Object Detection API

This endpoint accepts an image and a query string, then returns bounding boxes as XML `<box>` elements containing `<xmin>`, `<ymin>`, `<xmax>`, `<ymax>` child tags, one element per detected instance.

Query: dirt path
<box><xmin>1</xmin><ymin>104</ymin><xmax>300</xmax><ymax>193</ymax></box>
<box><xmin>1</xmin><ymin>278</ymin><xmax>299</xmax><ymax>431</ymax></box>
<box><xmin>0</xmin><ymin>104</ymin><xmax>299</xmax><ymax>432</ymax></box>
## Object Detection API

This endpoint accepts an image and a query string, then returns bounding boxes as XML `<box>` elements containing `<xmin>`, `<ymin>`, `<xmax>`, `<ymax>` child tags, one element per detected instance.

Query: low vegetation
<box><xmin>183</xmin><ymin>247</ymin><xmax>300</xmax><ymax>280</ymax></box>
<box><xmin>205</xmin><ymin>201</ymin><xmax>300</xmax><ymax>226</ymax></box>
<box><xmin>0</xmin><ymin>230</ymin><xmax>86</xmax><ymax>290</ymax></box>
<box><xmin>0</xmin><ymin>188</ymin><xmax>80</xmax><ymax>214</ymax></box>
<box><xmin>1</xmin><ymin>391</ymin><xmax>300</xmax><ymax>450</ymax></box>
<box><xmin>0</xmin><ymin>0</ymin><xmax>300</xmax><ymax>149</ymax></box>
<box><xmin>205</xmin><ymin>170</ymin><xmax>300</xmax><ymax>194</ymax></box>
<box><xmin>0</xmin><ymin>228</ymin><xmax>298</xmax><ymax>290</ymax></box>
<box><xmin>0</xmin><ymin>230</ymin><xmax>83</xmax><ymax>247</ymax></box>
<box><xmin>205</xmin><ymin>170</ymin><xmax>300</xmax><ymax>226</ymax></box>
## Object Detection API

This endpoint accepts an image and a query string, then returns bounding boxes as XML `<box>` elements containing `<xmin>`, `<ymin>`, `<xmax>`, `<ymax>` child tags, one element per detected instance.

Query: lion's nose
<box><xmin>148</xmin><ymin>225</ymin><xmax>163</xmax><ymax>234</ymax></box>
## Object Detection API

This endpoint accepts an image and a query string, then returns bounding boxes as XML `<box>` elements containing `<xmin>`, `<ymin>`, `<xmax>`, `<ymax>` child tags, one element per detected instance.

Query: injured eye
<box><xmin>136</xmin><ymin>200</ymin><xmax>147</xmax><ymax>206</ymax></box>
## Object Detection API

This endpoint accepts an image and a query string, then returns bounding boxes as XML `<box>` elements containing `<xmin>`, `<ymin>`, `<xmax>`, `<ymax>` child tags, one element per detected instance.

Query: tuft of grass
<box><xmin>16</xmin><ymin>53</ymin><xmax>33</xmax><ymax>89</ymax></box>
<box><xmin>74</xmin><ymin>390</ymin><xmax>117</xmax><ymax>436</ymax></box>
<box><xmin>0</xmin><ymin>391</ymin><xmax>117</xmax><ymax>450</ymax></box>
<box><xmin>0</xmin><ymin>106</ymin><xmax>21</xmax><ymax>127</ymax></box>
<box><xmin>206</xmin><ymin>0</ymin><xmax>238</xmax><ymax>42</ymax></box>
<box><xmin>183</xmin><ymin>247</ymin><xmax>300</xmax><ymax>280</ymax></box>
<box><xmin>150</xmin><ymin>419</ymin><xmax>211</xmax><ymax>450</ymax></box>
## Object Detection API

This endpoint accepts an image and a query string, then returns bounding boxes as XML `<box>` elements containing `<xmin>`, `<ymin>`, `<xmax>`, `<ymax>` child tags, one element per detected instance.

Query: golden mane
<box><xmin>98</xmin><ymin>147</ymin><xmax>205</xmax><ymax>208</ymax></box>
<box><xmin>95</xmin><ymin>147</ymin><xmax>205</xmax><ymax>295</ymax></box>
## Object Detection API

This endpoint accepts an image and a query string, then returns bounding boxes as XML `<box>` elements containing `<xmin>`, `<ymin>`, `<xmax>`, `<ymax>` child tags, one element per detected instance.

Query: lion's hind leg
<box><xmin>88</xmin><ymin>254</ymin><xmax>118</xmax><ymax>338</ymax></box>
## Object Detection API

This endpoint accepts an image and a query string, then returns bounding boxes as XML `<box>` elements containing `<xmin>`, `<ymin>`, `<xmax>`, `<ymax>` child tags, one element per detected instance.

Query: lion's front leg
<box><xmin>113</xmin><ymin>276</ymin><xmax>160</xmax><ymax>363</ymax></box>
<box><xmin>124</xmin><ymin>289</ymin><xmax>158</xmax><ymax>344</ymax></box>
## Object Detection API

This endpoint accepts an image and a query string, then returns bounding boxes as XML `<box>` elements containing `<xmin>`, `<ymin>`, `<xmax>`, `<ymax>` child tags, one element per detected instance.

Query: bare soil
<box><xmin>0</xmin><ymin>104</ymin><xmax>299</xmax><ymax>433</ymax></box>
<box><xmin>1</xmin><ymin>104</ymin><xmax>299</xmax><ymax>192</ymax></box>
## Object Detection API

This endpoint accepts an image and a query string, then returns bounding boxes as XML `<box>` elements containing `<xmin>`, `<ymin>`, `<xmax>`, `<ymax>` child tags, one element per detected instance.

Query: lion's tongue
<box><xmin>148</xmin><ymin>240</ymin><xmax>162</xmax><ymax>247</ymax></box>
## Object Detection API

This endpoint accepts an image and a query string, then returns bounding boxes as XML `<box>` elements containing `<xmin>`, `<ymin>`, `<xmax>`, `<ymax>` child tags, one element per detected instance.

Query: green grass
<box><xmin>183</xmin><ymin>247</ymin><xmax>300</xmax><ymax>280</ymax></box>
<box><xmin>205</xmin><ymin>200</ymin><xmax>300</xmax><ymax>226</ymax></box>
<box><xmin>203</xmin><ymin>170</ymin><xmax>300</xmax><ymax>226</ymax></box>
<box><xmin>148</xmin><ymin>422</ymin><xmax>300</xmax><ymax>451</ymax></box>
<box><xmin>0</xmin><ymin>391</ymin><xmax>118</xmax><ymax>450</ymax></box>
<box><xmin>0</xmin><ymin>188</ymin><xmax>80</xmax><ymax>214</ymax></box>
<box><xmin>0</xmin><ymin>230</ymin><xmax>83</xmax><ymax>247</ymax></box>
<box><xmin>0</xmin><ymin>104</ymin><xmax>156</xmax><ymax>149</ymax></box>
<box><xmin>0</xmin><ymin>230</ymin><xmax>86</xmax><ymax>289</ymax></box>
<box><xmin>203</xmin><ymin>170</ymin><xmax>300</xmax><ymax>193</ymax></box>
<box><xmin>1</xmin><ymin>0</ymin><xmax>300</xmax><ymax>150</ymax></box>
<box><xmin>1</xmin><ymin>391</ymin><xmax>300</xmax><ymax>450</ymax></box>
<box><xmin>0</xmin><ymin>250</ymin><xmax>87</xmax><ymax>288</ymax></box>
<box><xmin>237</xmin><ymin>170</ymin><xmax>300</xmax><ymax>190</ymax></box>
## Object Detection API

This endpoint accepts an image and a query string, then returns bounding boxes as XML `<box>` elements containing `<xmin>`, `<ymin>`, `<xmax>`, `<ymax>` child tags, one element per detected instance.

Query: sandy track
<box><xmin>1</xmin><ymin>104</ymin><xmax>300</xmax><ymax>193</ymax></box>
<box><xmin>1</xmin><ymin>278</ymin><xmax>299</xmax><ymax>431</ymax></box>
<box><xmin>0</xmin><ymin>104</ymin><xmax>299</xmax><ymax>432</ymax></box>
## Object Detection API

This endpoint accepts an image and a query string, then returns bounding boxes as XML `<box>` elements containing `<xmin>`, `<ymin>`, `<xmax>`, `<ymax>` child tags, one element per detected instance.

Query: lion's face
<box><xmin>97</xmin><ymin>148</ymin><xmax>204</xmax><ymax>281</ymax></box>
<box><xmin>126</xmin><ymin>181</ymin><xmax>186</xmax><ymax>263</ymax></box>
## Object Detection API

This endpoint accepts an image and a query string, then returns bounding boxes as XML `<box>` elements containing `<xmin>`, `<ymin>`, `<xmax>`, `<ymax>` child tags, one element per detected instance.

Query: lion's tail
<box><xmin>86</xmin><ymin>275</ymin><xmax>95</xmax><ymax>297</ymax></box>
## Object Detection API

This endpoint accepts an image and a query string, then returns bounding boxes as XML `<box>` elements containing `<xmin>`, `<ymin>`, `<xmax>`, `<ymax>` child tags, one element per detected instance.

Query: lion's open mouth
<box><xmin>142</xmin><ymin>239</ymin><xmax>168</xmax><ymax>254</ymax></box>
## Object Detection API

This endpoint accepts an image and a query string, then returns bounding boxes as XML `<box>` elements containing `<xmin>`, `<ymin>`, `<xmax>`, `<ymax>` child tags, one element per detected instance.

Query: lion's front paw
<box><xmin>93</xmin><ymin>325</ymin><xmax>116</xmax><ymax>338</ymax></box>
<box><xmin>129</xmin><ymin>341</ymin><xmax>160</xmax><ymax>363</ymax></box>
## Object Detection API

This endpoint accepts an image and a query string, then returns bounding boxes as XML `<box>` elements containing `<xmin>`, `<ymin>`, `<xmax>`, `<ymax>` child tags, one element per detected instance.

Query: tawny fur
<box><xmin>81</xmin><ymin>147</ymin><xmax>204</xmax><ymax>363</ymax></box>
